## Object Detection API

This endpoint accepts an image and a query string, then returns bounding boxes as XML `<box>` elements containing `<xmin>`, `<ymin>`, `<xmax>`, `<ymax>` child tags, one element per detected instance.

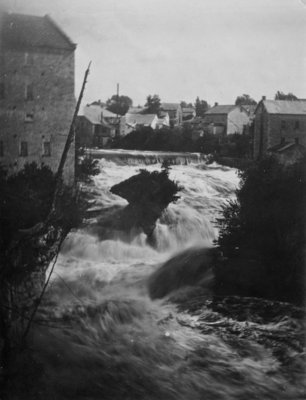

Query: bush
<box><xmin>76</xmin><ymin>156</ymin><xmax>100</xmax><ymax>179</ymax></box>
<box><xmin>0</xmin><ymin>163</ymin><xmax>81</xmax><ymax>255</ymax></box>
<box><xmin>0</xmin><ymin>163</ymin><xmax>56</xmax><ymax>249</ymax></box>
<box><xmin>216</xmin><ymin>156</ymin><xmax>306</xmax><ymax>304</ymax></box>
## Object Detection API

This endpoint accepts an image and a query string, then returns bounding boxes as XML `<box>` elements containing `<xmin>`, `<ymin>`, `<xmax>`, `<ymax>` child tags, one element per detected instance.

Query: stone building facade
<box><xmin>253</xmin><ymin>98</ymin><xmax>306</xmax><ymax>159</ymax></box>
<box><xmin>204</xmin><ymin>104</ymin><xmax>250</xmax><ymax>135</ymax></box>
<box><xmin>0</xmin><ymin>13</ymin><xmax>76</xmax><ymax>184</ymax></box>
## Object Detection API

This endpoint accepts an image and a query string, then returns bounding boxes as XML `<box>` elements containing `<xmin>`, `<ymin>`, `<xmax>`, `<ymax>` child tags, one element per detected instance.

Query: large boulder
<box><xmin>110</xmin><ymin>168</ymin><xmax>181</xmax><ymax>240</ymax></box>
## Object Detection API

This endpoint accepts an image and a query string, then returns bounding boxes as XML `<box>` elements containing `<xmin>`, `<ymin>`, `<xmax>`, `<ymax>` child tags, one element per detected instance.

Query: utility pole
<box><xmin>116</xmin><ymin>82</ymin><xmax>120</xmax><ymax>136</ymax></box>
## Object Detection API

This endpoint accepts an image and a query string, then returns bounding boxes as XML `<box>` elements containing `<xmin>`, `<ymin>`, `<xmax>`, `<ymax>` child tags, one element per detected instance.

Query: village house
<box><xmin>0</xmin><ymin>12</ymin><xmax>76</xmax><ymax>183</ymax></box>
<box><xmin>123</xmin><ymin>113</ymin><xmax>159</xmax><ymax>135</ymax></box>
<box><xmin>120</xmin><ymin>107</ymin><xmax>169</xmax><ymax>135</ymax></box>
<box><xmin>253</xmin><ymin>97</ymin><xmax>306</xmax><ymax>159</ymax></box>
<box><xmin>160</xmin><ymin>103</ymin><xmax>183</xmax><ymax>127</ymax></box>
<box><xmin>203</xmin><ymin>103</ymin><xmax>250</xmax><ymax>135</ymax></box>
<box><xmin>76</xmin><ymin>105</ymin><xmax>116</xmax><ymax>148</ymax></box>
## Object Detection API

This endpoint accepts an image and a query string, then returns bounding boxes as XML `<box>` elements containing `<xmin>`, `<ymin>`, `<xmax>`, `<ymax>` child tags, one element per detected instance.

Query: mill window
<box><xmin>0</xmin><ymin>141</ymin><xmax>3</xmax><ymax>157</ymax></box>
<box><xmin>0</xmin><ymin>82</ymin><xmax>5</xmax><ymax>99</ymax></box>
<box><xmin>43</xmin><ymin>141</ymin><xmax>51</xmax><ymax>157</ymax></box>
<box><xmin>20</xmin><ymin>141</ymin><xmax>28</xmax><ymax>157</ymax></box>
<box><xmin>281</xmin><ymin>120</ymin><xmax>286</xmax><ymax>130</ymax></box>
<box><xmin>25</xmin><ymin>84</ymin><xmax>34</xmax><ymax>101</ymax></box>
<box><xmin>25</xmin><ymin>113</ymin><xmax>34</xmax><ymax>122</ymax></box>
<box><xmin>295</xmin><ymin>121</ymin><xmax>300</xmax><ymax>130</ymax></box>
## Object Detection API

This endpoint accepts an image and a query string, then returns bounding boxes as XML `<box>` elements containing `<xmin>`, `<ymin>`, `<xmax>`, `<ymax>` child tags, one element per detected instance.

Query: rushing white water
<box><xmin>54</xmin><ymin>153</ymin><xmax>238</xmax><ymax>285</ymax></box>
<box><xmin>34</xmin><ymin>150</ymin><xmax>305</xmax><ymax>400</ymax></box>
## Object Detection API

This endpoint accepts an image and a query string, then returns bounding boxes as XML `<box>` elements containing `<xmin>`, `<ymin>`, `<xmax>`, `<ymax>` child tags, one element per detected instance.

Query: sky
<box><xmin>1</xmin><ymin>0</ymin><xmax>306</xmax><ymax>107</ymax></box>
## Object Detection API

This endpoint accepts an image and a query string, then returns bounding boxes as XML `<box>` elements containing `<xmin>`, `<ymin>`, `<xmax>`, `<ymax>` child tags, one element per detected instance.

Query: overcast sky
<box><xmin>2</xmin><ymin>0</ymin><xmax>306</xmax><ymax>107</ymax></box>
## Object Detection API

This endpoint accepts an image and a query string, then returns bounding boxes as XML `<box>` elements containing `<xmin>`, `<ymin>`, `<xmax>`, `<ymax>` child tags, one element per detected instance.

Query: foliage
<box><xmin>180</xmin><ymin>101</ymin><xmax>193</xmax><ymax>108</ymax></box>
<box><xmin>235</xmin><ymin>94</ymin><xmax>257</xmax><ymax>106</ymax></box>
<box><xmin>219</xmin><ymin>133</ymin><xmax>252</xmax><ymax>158</ymax></box>
<box><xmin>145</xmin><ymin>94</ymin><xmax>161</xmax><ymax>114</ymax></box>
<box><xmin>216</xmin><ymin>156</ymin><xmax>306</xmax><ymax>303</ymax></box>
<box><xmin>195</xmin><ymin>97</ymin><xmax>209</xmax><ymax>117</ymax></box>
<box><xmin>76</xmin><ymin>156</ymin><xmax>100</xmax><ymax>180</ymax></box>
<box><xmin>274</xmin><ymin>91</ymin><xmax>298</xmax><ymax>100</ymax></box>
<box><xmin>106</xmin><ymin>95</ymin><xmax>133</xmax><ymax>115</ymax></box>
<box><xmin>0</xmin><ymin>163</ymin><xmax>81</xmax><ymax>254</ymax></box>
<box><xmin>111</xmin><ymin>126</ymin><xmax>253</xmax><ymax>158</ymax></box>
<box><xmin>0</xmin><ymin>163</ymin><xmax>55</xmax><ymax>249</ymax></box>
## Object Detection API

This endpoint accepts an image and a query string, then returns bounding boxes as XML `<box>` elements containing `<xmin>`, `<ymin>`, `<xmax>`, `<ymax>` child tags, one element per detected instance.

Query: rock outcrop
<box><xmin>110</xmin><ymin>168</ymin><xmax>181</xmax><ymax>242</ymax></box>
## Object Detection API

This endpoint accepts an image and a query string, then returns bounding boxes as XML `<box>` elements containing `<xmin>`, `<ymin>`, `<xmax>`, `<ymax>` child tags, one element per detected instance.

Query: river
<box><xmin>34</xmin><ymin>150</ymin><xmax>305</xmax><ymax>400</ymax></box>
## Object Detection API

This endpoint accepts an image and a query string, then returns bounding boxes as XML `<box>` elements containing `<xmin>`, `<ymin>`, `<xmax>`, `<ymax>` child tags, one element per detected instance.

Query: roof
<box><xmin>101</xmin><ymin>108</ymin><xmax>118</xmax><ymax>118</ymax></box>
<box><xmin>82</xmin><ymin>105</ymin><xmax>111</xmax><ymax>127</ymax></box>
<box><xmin>241</xmin><ymin>104</ymin><xmax>257</xmax><ymax>114</ymax></box>
<box><xmin>205</xmin><ymin>105</ymin><xmax>237</xmax><ymax>115</ymax></box>
<box><xmin>268</xmin><ymin>142</ymin><xmax>305</xmax><ymax>153</ymax></box>
<box><xmin>125</xmin><ymin>113</ymin><xmax>157</xmax><ymax>126</ymax></box>
<box><xmin>1</xmin><ymin>12</ymin><xmax>76</xmax><ymax>50</ymax></box>
<box><xmin>161</xmin><ymin>103</ymin><xmax>180</xmax><ymax>111</ymax></box>
<box><xmin>262</xmin><ymin>100</ymin><xmax>306</xmax><ymax>115</ymax></box>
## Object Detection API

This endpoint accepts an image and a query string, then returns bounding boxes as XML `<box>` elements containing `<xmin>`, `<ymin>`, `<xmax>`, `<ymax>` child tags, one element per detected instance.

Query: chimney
<box><xmin>214</xmin><ymin>102</ymin><xmax>218</xmax><ymax>107</ymax></box>
<box><xmin>262</xmin><ymin>96</ymin><xmax>266</xmax><ymax>101</ymax></box>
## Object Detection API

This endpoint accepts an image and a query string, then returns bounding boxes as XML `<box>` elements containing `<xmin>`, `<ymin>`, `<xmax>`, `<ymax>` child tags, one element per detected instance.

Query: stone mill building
<box><xmin>0</xmin><ymin>12</ymin><xmax>76</xmax><ymax>183</ymax></box>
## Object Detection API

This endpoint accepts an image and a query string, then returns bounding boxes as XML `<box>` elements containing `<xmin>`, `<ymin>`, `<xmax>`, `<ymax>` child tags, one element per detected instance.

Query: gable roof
<box><xmin>101</xmin><ymin>108</ymin><xmax>118</xmax><ymax>118</ymax></box>
<box><xmin>125</xmin><ymin>113</ymin><xmax>157</xmax><ymax>126</ymax></box>
<box><xmin>241</xmin><ymin>104</ymin><xmax>257</xmax><ymax>115</ymax></box>
<box><xmin>1</xmin><ymin>12</ymin><xmax>76</xmax><ymax>50</ymax></box>
<box><xmin>161</xmin><ymin>103</ymin><xmax>180</xmax><ymax>111</ymax></box>
<box><xmin>82</xmin><ymin>105</ymin><xmax>111</xmax><ymax>127</ymax></box>
<box><xmin>82</xmin><ymin>105</ymin><xmax>102</xmax><ymax>125</ymax></box>
<box><xmin>268</xmin><ymin>141</ymin><xmax>306</xmax><ymax>154</ymax></box>
<box><xmin>261</xmin><ymin>100</ymin><xmax>306</xmax><ymax>115</ymax></box>
<box><xmin>205</xmin><ymin>105</ymin><xmax>237</xmax><ymax>115</ymax></box>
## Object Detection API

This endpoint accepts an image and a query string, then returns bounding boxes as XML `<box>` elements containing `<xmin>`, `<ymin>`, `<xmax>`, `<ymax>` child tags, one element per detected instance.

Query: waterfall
<box><xmin>30</xmin><ymin>149</ymin><xmax>303</xmax><ymax>400</ymax></box>
<box><xmin>86</xmin><ymin>148</ymin><xmax>209</xmax><ymax>165</ymax></box>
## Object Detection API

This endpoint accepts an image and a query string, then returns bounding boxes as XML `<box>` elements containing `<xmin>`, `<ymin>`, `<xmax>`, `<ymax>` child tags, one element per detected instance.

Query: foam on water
<box><xmin>33</xmin><ymin>150</ymin><xmax>304</xmax><ymax>400</ymax></box>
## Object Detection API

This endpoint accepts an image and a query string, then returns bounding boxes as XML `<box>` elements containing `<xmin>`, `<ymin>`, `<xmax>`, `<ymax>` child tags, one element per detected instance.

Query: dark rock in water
<box><xmin>174</xmin><ymin>293</ymin><xmax>306</xmax><ymax>368</ymax></box>
<box><xmin>148</xmin><ymin>247</ymin><xmax>215</xmax><ymax>299</ymax></box>
<box><xmin>110</xmin><ymin>168</ymin><xmax>181</xmax><ymax>240</ymax></box>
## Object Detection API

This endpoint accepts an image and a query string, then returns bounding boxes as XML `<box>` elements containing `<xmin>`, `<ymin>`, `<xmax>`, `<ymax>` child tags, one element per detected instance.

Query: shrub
<box><xmin>76</xmin><ymin>156</ymin><xmax>100</xmax><ymax>179</ymax></box>
<box><xmin>216</xmin><ymin>156</ymin><xmax>306</xmax><ymax>303</ymax></box>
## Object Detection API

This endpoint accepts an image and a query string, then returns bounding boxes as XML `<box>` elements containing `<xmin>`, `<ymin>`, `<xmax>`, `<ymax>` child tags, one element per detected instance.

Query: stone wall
<box><xmin>0</xmin><ymin>47</ymin><xmax>75</xmax><ymax>184</ymax></box>
<box><xmin>254</xmin><ymin>103</ymin><xmax>306</xmax><ymax>159</ymax></box>
<box><xmin>268</xmin><ymin>114</ymin><xmax>306</xmax><ymax>148</ymax></box>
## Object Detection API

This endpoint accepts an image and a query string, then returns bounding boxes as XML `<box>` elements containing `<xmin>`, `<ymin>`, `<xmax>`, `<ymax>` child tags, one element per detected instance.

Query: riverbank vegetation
<box><xmin>111</xmin><ymin>126</ymin><xmax>253</xmax><ymax>160</ymax></box>
<box><xmin>0</xmin><ymin>162</ymin><xmax>83</xmax><ymax>398</ymax></box>
<box><xmin>215</xmin><ymin>155</ymin><xmax>306</xmax><ymax>305</ymax></box>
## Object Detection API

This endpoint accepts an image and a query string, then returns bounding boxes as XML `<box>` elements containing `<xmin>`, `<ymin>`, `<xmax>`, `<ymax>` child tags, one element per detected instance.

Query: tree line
<box><xmin>91</xmin><ymin>91</ymin><xmax>299</xmax><ymax>117</ymax></box>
